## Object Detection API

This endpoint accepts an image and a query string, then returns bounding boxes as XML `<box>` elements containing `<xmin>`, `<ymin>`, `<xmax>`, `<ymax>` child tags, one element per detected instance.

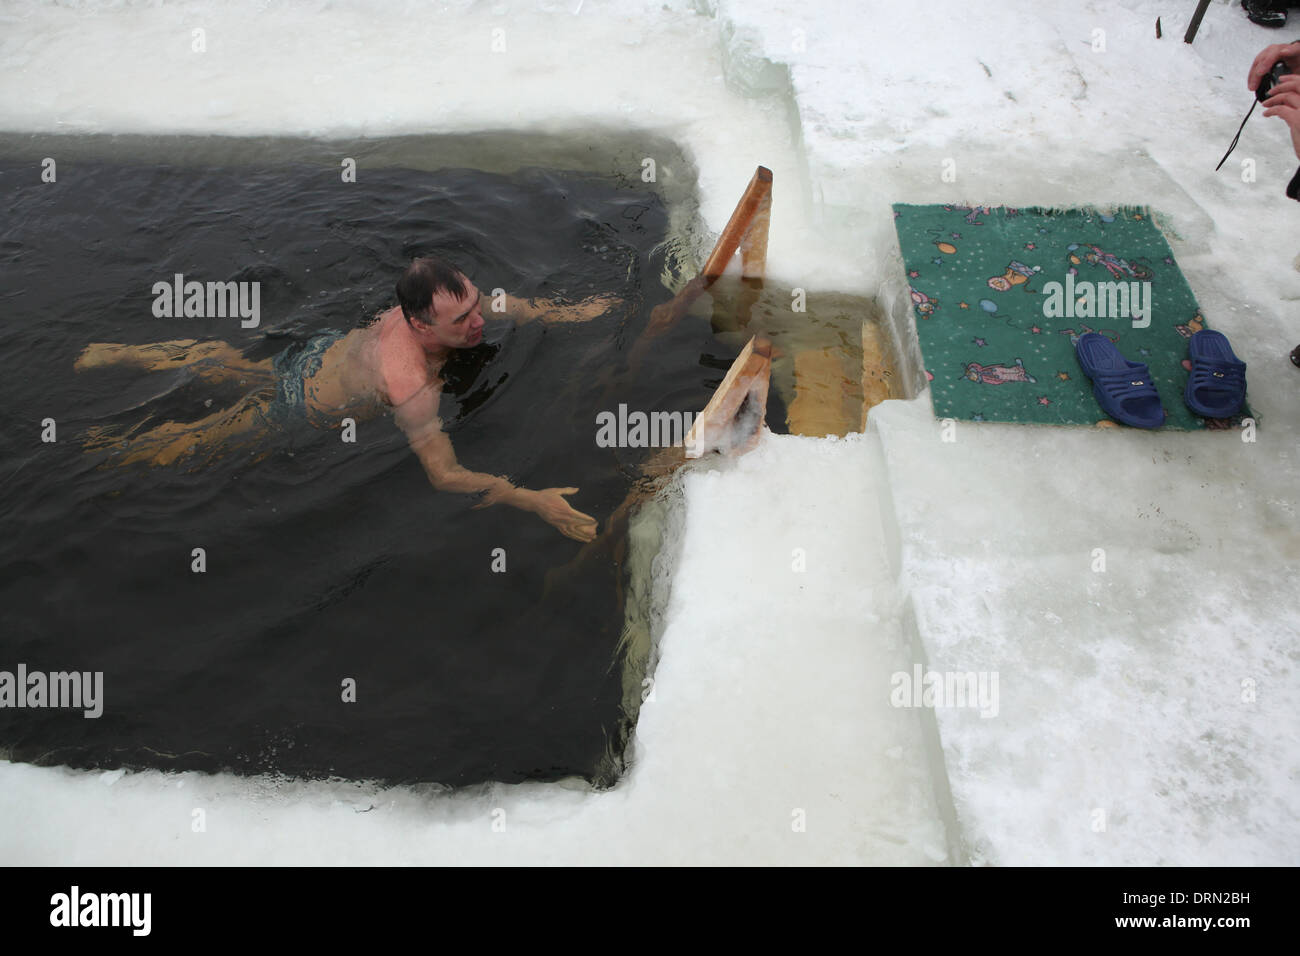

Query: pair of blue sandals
<box><xmin>1075</xmin><ymin>329</ymin><xmax>1246</xmax><ymax>428</ymax></box>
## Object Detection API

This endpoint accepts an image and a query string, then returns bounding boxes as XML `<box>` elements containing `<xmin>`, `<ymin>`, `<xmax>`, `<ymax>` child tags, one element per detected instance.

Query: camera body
<box><xmin>1257</xmin><ymin>60</ymin><xmax>1292</xmax><ymax>103</ymax></box>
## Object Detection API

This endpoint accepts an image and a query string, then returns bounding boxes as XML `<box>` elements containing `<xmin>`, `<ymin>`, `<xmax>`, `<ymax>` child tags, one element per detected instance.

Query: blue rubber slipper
<box><xmin>1185</xmin><ymin>329</ymin><xmax>1246</xmax><ymax>418</ymax></box>
<box><xmin>1075</xmin><ymin>332</ymin><xmax>1165</xmax><ymax>429</ymax></box>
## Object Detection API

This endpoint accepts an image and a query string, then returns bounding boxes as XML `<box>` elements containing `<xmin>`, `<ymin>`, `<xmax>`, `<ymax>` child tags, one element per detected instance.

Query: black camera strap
<box><xmin>1216</xmin><ymin>99</ymin><xmax>1257</xmax><ymax>171</ymax></box>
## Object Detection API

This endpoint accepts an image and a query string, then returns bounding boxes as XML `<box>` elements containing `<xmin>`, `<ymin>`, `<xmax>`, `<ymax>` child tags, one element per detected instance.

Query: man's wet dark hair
<box><xmin>395</xmin><ymin>256</ymin><xmax>469</xmax><ymax>326</ymax></box>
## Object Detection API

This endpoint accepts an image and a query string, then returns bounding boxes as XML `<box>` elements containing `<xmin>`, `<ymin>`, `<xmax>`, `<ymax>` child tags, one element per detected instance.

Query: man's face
<box><xmin>425</xmin><ymin>279</ymin><xmax>485</xmax><ymax>348</ymax></box>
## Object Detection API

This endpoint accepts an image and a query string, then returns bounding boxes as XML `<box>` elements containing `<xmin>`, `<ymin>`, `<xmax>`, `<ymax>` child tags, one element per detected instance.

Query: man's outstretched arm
<box><xmin>501</xmin><ymin>293</ymin><xmax>622</xmax><ymax>325</ymax></box>
<box><xmin>391</xmin><ymin>381</ymin><xmax>598</xmax><ymax>542</ymax></box>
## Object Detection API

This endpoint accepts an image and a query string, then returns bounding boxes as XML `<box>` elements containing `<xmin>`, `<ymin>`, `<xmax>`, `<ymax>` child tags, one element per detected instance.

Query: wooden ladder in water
<box><xmin>631</xmin><ymin>165</ymin><xmax>773</xmax><ymax>352</ymax></box>
<box><xmin>632</xmin><ymin>164</ymin><xmax>889</xmax><ymax>446</ymax></box>
<box><xmin>630</xmin><ymin>166</ymin><xmax>774</xmax><ymax>456</ymax></box>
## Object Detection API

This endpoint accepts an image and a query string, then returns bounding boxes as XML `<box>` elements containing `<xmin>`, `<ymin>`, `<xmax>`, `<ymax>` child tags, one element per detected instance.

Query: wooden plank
<box><xmin>702</xmin><ymin>166</ymin><xmax>773</xmax><ymax>280</ymax></box>
<box><xmin>789</xmin><ymin>347</ymin><xmax>855</xmax><ymax>438</ymax></box>
<box><xmin>685</xmin><ymin>336</ymin><xmax>772</xmax><ymax>457</ymax></box>
<box><xmin>738</xmin><ymin>181</ymin><xmax>772</xmax><ymax>280</ymax></box>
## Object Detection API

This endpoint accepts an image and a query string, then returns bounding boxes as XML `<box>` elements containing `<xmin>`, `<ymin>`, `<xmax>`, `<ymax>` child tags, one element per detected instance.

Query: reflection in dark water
<box><xmin>0</xmin><ymin>151</ymin><xmax>750</xmax><ymax>788</ymax></box>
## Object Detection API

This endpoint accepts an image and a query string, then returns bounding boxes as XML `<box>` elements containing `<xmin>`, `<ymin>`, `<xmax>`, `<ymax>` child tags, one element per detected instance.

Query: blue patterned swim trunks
<box><xmin>269</xmin><ymin>329</ymin><xmax>345</xmax><ymax>424</ymax></box>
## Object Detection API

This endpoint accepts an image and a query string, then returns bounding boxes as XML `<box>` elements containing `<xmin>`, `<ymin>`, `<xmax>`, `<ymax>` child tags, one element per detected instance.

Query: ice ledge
<box><xmin>868</xmin><ymin>396</ymin><xmax>1300</xmax><ymax>865</ymax></box>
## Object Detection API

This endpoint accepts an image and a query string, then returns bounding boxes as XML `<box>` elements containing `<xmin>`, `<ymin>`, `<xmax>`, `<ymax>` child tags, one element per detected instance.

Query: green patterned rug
<box><xmin>892</xmin><ymin>203</ymin><xmax>1250</xmax><ymax>429</ymax></box>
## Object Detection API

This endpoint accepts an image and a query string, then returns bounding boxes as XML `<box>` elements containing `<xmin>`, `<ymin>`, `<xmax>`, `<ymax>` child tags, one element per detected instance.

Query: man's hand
<box><xmin>1249</xmin><ymin>43</ymin><xmax>1300</xmax><ymax>93</ymax></box>
<box><xmin>391</xmin><ymin>365</ymin><xmax>600</xmax><ymax>543</ymax></box>
<box><xmin>1263</xmin><ymin>74</ymin><xmax>1300</xmax><ymax>160</ymax></box>
<box><xmin>523</xmin><ymin>486</ymin><xmax>598</xmax><ymax>542</ymax></box>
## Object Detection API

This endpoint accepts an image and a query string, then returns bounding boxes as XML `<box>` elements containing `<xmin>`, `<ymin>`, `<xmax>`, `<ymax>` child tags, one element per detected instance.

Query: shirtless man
<box><xmin>76</xmin><ymin>256</ymin><xmax>613</xmax><ymax>542</ymax></box>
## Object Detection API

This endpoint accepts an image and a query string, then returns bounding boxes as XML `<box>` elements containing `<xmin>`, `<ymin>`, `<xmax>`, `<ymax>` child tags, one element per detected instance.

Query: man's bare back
<box><xmin>299</xmin><ymin>305</ymin><xmax>451</xmax><ymax>426</ymax></box>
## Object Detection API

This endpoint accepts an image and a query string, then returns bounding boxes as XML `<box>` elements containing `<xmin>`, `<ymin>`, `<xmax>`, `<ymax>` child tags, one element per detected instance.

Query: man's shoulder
<box><xmin>376</xmin><ymin>316</ymin><xmax>439</xmax><ymax>408</ymax></box>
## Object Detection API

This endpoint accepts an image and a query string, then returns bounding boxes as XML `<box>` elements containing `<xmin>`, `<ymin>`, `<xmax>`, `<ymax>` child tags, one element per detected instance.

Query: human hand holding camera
<box><xmin>1249</xmin><ymin>43</ymin><xmax>1300</xmax><ymax>96</ymax></box>
<box><xmin>1261</xmin><ymin>74</ymin><xmax>1300</xmax><ymax>160</ymax></box>
<box><xmin>1250</xmin><ymin>43</ymin><xmax>1300</xmax><ymax>159</ymax></box>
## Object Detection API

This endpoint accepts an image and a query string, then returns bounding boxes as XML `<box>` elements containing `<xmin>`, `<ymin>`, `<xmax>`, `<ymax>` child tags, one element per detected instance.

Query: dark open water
<box><xmin>0</xmin><ymin>144</ymin><xmax>775</xmax><ymax>787</ymax></box>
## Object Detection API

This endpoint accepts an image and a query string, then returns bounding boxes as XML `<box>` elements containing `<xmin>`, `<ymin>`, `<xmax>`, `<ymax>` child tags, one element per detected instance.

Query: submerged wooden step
<box><xmin>789</xmin><ymin>347</ymin><xmax>857</xmax><ymax>437</ymax></box>
<box><xmin>785</xmin><ymin>321</ymin><xmax>896</xmax><ymax>437</ymax></box>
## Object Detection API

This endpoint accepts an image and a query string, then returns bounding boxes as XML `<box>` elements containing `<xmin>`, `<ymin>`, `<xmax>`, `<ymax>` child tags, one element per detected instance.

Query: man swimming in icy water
<box><xmin>76</xmin><ymin>257</ymin><xmax>615</xmax><ymax>542</ymax></box>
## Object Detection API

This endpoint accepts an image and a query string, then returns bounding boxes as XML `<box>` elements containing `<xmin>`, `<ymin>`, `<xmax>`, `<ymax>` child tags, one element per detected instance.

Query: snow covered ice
<box><xmin>1</xmin><ymin>0</ymin><xmax>1297</xmax><ymax>865</ymax></box>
